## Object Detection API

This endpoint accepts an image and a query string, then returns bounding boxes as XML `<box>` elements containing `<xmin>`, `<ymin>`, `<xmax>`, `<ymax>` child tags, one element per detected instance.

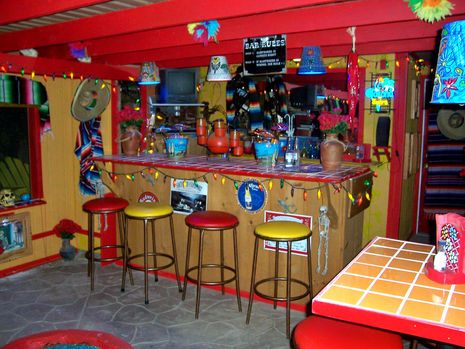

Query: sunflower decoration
<box><xmin>405</xmin><ymin>0</ymin><xmax>454</xmax><ymax>23</ymax></box>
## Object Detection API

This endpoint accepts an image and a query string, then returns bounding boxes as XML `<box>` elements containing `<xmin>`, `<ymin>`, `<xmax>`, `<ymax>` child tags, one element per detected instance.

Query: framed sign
<box><xmin>237</xmin><ymin>179</ymin><xmax>267</xmax><ymax>213</ymax></box>
<box><xmin>0</xmin><ymin>212</ymin><xmax>32</xmax><ymax>263</ymax></box>
<box><xmin>243</xmin><ymin>34</ymin><xmax>287</xmax><ymax>75</ymax></box>
<box><xmin>263</xmin><ymin>211</ymin><xmax>312</xmax><ymax>256</ymax></box>
<box><xmin>170</xmin><ymin>179</ymin><xmax>208</xmax><ymax>215</ymax></box>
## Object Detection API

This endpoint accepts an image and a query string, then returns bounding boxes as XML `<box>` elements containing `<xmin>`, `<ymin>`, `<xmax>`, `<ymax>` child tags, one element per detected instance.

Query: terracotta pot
<box><xmin>207</xmin><ymin>119</ymin><xmax>229</xmax><ymax>153</ymax></box>
<box><xmin>229</xmin><ymin>130</ymin><xmax>240</xmax><ymax>147</ymax></box>
<box><xmin>121</xmin><ymin>125</ymin><xmax>142</xmax><ymax>155</ymax></box>
<box><xmin>320</xmin><ymin>134</ymin><xmax>345</xmax><ymax>171</ymax></box>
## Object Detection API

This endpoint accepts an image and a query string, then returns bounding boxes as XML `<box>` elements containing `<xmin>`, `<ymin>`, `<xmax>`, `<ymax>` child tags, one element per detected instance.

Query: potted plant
<box><xmin>318</xmin><ymin>112</ymin><xmax>349</xmax><ymax>138</ymax></box>
<box><xmin>53</xmin><ymin>219</ymin><xmax>81</xmax><ymax>260</ymax></box>
<box><xmin>116</xmin><ymin>105</ymin><xmax>146</xmax><ymax>155</ymax></box>
<box><xmin>318</xmin><ymin>112</ymin><xmax>349</xmax><ymax>171</ymax></box>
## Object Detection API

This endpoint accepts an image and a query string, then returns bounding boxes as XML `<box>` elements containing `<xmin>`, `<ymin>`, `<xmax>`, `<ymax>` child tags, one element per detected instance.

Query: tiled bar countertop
<box><xmin>95</xmin><ymin>154</ymin><xmax>371</xmax><ymax>184</ymax></box>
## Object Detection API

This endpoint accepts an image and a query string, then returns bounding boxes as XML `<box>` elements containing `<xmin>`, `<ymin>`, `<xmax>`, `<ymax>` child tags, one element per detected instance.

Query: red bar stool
<box><xmin>122</xmin><ymin>202</ymin><xmax>182</xmax><ymax>304</ymax></box>
<box><xmin>83</xmin><ymin>197</ymin><xmax>133</xmax><ymax>291</ymax></box>
<box><xmin>246</xmin><ymin>221</ymin><xmax>312</xmax><ymax>338</ymax></box>
<box><xmin>182</xmin><ymin>210</ymin><xmax>241</xmax><ymax>318</ymax></box>
<box><xmin>293</xmin><ymin>316</ymin><xmax>403</xmax><ymax>349</ymax></box>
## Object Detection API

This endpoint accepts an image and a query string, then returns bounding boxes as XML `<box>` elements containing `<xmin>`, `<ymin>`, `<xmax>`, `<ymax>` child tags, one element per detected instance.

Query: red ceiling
<box><xmin>1</xmin><ymin>0</ymin><xmax>464</xmax><ymax>78</ymax></box>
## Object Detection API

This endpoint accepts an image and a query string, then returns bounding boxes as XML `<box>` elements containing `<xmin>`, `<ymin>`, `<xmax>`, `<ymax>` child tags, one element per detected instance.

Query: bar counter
<box><xmin>95</xmin><ymin>154</ymin><xmax>373</xmax><ymax>302</ymax></box>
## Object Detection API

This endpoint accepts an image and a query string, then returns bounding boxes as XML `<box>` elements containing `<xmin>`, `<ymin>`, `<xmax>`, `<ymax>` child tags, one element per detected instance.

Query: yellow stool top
<box><xmin>255</xmin><ymin>221</ymin><xmax>311</xmax><ymax>240</ymax></box>
<box><xmin>124</xmin><ymin>202</ymin><xmax>173</xmax><ymax>219</ymax></box>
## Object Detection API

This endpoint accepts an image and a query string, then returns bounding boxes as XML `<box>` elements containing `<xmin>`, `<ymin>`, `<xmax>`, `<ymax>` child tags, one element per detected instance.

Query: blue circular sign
<box><xmin>237</xmin><ymin>179</ymin><xmax>267</xmax><ymax>213</ymax></box>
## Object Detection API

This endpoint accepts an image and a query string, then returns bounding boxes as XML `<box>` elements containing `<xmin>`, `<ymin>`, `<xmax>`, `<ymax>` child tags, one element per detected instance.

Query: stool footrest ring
<box><xmin>186</xmin><ymin>264</ymin><xmax>237</xmax><ymax>286</ymax></box>
<box><xmin>254</xmin><ymin>277</ymin><xmax>311</xmax><ymax>302</ymax></box>
<box><xmin>85</xmin><ymin>245</ymin><xmax>129</xmax><ymax>263</ymax></box>
<box><xmin>127</xmin><ymin>252</ymin><xmax>174</xmax><ymax>272</ymax></box>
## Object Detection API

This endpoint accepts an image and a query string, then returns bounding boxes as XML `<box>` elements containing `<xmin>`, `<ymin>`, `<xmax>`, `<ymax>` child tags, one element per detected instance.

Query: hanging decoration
<box><xmin>74</xmin><ymin>117</ymin><xmax>104</xmax><ymax>196</ymax></box>
<box><xmin>346</xmin><ymin>27</ymin><xmax>360</xmax><ymax>130</ymax></box>
<box><xmin>187</xmin><ymin>20</ymin><xmax>220</xmax><ymax>45</ymax></box>
<box><xmin>405</xmin><ymin>0</ymin><xmax>454</xmax><ymax>23</ymax></box>
<box><xmin>69</xmin><ymin>42</ymin><xmax>91</xmax><ymax>63</ymax></box>
<box><xmin>317</xmin><ymin>205</ymin><xmax>330</xmax><ymax>275</ymax></box>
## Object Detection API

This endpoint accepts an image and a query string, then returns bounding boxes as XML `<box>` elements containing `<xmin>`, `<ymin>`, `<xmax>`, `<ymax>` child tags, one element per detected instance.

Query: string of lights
<box><xmin>92</xmin><ymin>162</ymin><xmax>372</xmax><ymax>206</ymax></box>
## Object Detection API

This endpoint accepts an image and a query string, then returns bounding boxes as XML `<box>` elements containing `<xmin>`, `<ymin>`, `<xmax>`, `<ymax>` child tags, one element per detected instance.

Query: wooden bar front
<box><xmin>97</xmin><ymin>154</ymin><xmax>372</xmax><ymax>304</ymax></box>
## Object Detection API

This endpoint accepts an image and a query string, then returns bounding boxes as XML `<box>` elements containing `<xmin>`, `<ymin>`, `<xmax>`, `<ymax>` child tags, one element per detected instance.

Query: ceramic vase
<box><xmin>121</xmin><ymin>125</ymin><xmax>142</xmax><ymax>155</ymax></box>
<box><xmin>320</xmin><ymin>134</ymin><xmax>345</xmax><ymax>171</ymax></box>
<box><xmin>59</xmin><ymin>238</ymin><xmax>76</xmax><ymax>261</ymax></box>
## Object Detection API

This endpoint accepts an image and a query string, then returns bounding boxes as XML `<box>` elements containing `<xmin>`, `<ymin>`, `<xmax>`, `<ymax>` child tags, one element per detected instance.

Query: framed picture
<box><xmin>0</xmin><ymin>212</ymin><xmax>32</xmax><ymax>263</ymax></box>
<box><xmin>170</xmin><ymin>179</ymin><xmax>208</xmax><ymax>215</ymax></box>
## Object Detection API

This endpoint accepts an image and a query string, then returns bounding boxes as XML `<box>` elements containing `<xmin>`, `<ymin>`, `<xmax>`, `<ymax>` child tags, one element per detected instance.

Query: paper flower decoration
<box><xmin>187</xmin><ymin>20</ymin><xmax>220</xmax><ymax>45</ymax></box>
<box><xmin>405</xmin><ymin>0</ymin><xmax>454</xmax><ymax>23</ymax></box>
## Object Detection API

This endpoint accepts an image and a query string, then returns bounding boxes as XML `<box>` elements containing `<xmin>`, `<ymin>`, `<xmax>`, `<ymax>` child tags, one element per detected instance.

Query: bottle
<box><xmin>244</xmin><ymin>184</ymin><xmax>252</xmax><ymax>210</ymax></box>
<box><xmin>433</xmin><ymin>240</ymin><xmax>447</xmax><ymax>272</ymax></box>
<box><xmin>284</xmin><ymin>137</ymin><xmax>300</xmax><ymax>171</ymax></box>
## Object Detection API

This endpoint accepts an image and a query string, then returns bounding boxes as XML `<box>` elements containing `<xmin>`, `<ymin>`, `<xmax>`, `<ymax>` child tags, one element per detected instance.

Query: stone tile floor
<box><xmin>0</xmin><ymin>253</ymin><xmax>427</xmax><ymax>348</ymax></box>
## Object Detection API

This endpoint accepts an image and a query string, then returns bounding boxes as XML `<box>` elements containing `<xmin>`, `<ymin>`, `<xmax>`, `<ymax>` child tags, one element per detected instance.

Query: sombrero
<box><xmin>437</xmin><ymin>109</ymin><xmax>465</xmax><ymax>140</ymax></box>
<box><xmin>71</xmin><ymin>79</ymin><xmax>110</xmax><ymax>122</ymax></box>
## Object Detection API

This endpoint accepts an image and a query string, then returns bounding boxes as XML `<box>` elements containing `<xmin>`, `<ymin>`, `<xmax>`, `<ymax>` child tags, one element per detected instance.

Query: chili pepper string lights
<box><xmin>93</xmin><ymin>163</ymin><xmax>372</xmax><ymax>207</ymax></box>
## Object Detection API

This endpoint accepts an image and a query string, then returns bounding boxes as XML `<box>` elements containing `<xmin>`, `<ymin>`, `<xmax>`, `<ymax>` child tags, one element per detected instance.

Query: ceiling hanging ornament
<box><xmin>405</xmin><ymin>0</ymin><xmax>454</xmax><ymax>23</ymax></box>
<box><xmin>346</xmin><ymin>26</ymin><xmax>359</xmax><ymax>130</ymax></box>
<box><xmin>187</xmin><ymin>20</ymin><xmax>220</xmax><ymax>45</ymax></box>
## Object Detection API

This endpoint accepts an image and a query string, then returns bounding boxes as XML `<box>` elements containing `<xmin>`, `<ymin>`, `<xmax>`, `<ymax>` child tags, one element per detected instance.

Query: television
<box><xmin>158</xmin><ymin>68</ymin><xmax>198</xmax><ymax>104</ymax></box>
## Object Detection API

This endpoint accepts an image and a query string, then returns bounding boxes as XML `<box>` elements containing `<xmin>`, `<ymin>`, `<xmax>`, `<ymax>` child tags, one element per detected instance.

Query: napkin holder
<box><xmin>425</xmin><ymin>213</ymin><xmax>465</xmax><ymax>284</ymax></box>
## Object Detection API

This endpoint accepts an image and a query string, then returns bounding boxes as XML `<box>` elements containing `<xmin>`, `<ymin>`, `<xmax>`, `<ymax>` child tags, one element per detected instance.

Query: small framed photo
<box><xmin>0</xmin><ymin>212</ymin><xmax>32</xmax><ymax>263</ymax></box>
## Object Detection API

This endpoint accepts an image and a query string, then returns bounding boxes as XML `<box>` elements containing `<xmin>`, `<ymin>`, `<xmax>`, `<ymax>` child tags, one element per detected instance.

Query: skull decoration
<box><xmin>0</xmin><ymin>189</ymin><xmax>15</xmax><ymax>207</ymax></box>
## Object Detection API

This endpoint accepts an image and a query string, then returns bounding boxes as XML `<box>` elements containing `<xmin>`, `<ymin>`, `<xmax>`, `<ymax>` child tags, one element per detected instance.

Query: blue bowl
<box><xmin>165</xmin><ymin>137</ymin><xmax>188</xmax><ymax>158</ymax></box>
<box><xmin>254</xmin><ymin>142</ymin><xmax>279</xmax><ymax>166</ymax></box>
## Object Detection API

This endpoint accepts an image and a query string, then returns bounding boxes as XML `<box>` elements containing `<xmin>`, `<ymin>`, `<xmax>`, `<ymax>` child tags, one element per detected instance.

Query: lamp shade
<box><xmin>206</xmin><ymin>56</ymin><xmax>232</xmax><ymax>81</ymax></box>
<box><xmin>298</xmin><ymin>46</ymin><xmax>326</xmax><ymax>75</ymax></box>
<box><xmin>431</xmin><ymin>20</ymin><xmax>465</xmax><ymax>104</ymax></box>
<box><xmin>138</xmin><ymin>62</ymin><xmax>160</xmax><ymax>85</ymax></box>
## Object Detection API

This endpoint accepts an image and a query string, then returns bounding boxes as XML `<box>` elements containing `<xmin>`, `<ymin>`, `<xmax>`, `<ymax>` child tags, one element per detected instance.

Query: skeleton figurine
<box><xmin>0</xmin><ymin>189</ymin><xmax>15</xmax><ymax>207</ymax></box>
<box><xmin>317</xmin><ymin>205</ymin><xmax>330</xmax><ymax>275</ymax></box>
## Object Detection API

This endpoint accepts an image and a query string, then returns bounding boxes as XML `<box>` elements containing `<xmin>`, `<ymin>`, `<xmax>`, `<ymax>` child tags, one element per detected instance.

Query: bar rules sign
<box><xmin>243</xmin><ymin>34</ymin><xmax>287</xmax><ymax>75</ymax></box>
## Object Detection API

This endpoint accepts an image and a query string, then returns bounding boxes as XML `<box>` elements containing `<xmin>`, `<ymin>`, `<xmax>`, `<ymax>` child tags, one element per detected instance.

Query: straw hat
<box><xmin>71</xmin><ymin>79</ymin><xmax>110</xmax><ymax>122</ymax></box>
<box><xmin>437</xmin><ymin>109</ymin><xmax>465</xmax><ymax>140</ymax></box>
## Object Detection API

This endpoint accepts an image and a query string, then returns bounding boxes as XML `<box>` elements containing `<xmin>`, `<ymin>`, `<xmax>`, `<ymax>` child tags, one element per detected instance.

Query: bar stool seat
<box><xmin>122</xmin><ymin>202</ymin><xmax>182</xmax><ymax>304</ymax></box>
<box><xmin>182</xmin><ymin>210</ymin><xmax>241</xmax><ymax>319</ymax></box>
<box><xmin>293</xmin><ymin>316</ymin><xmax>403</xmax><ymax>349</ymax></box>
<box><xmin>83</xmin><ymin>197</ymin><xmax>131</xmax><ymax>291</ymax></box>
<box><xmin>246</xmin><ymin>220</ymin><xmax>313</xmax><ymax>338</ymax></box>
<box><xmin>185</xmin><ymin>210</ymin><xmax>239</xmax><ymax>229</ymax></box>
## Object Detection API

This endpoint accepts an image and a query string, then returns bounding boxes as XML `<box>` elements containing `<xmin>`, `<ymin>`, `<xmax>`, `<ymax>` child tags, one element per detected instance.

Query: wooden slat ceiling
<box><xmin>1</xmin><ymin>0</ymin><xmax>465</xmax><ymax>72</ymax></box>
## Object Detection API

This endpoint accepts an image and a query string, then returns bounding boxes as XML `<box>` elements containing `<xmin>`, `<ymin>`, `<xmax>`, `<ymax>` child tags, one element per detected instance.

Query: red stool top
<box><xmin>83</xmin><ymin>197</ymin><xmax>129</xmax><ymax>213</ymax></box>
<box><xmin>293</xmin><ymin>316</ymin><xmax>403</xmax><ymax>349</ymax></box>
<box><xmin>185</xmin><ymin>210</ymin><xmax>239</xmax><ymax>229</ymax></box>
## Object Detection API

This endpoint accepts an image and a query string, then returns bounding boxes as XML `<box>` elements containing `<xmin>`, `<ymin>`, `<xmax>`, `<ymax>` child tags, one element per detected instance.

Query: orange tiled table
<box><xmin>312</xmin><ymin>237</ymin><xmax>465</xmax><ymax>347</ymax></box>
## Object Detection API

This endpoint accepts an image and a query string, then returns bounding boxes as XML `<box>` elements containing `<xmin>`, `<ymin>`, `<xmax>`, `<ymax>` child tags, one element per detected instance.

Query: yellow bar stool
<box><xmin>182</xmin><ymin>210</ymin><xmax>241</xmax><ymax>319</ymax></box>
<box><xmin>83</xmin><ymin>197</ymin><xmax>133</xmax><ymax>291</ymax></box>
<box><xmin>245</xmin><ymin>221</ymin><xmax>313</xmax><ymax>338</ymax></box>
<box><xmin>122</xmin><ymin>202</ymin><xmax>182</xmax><ymax>304</ymax></box>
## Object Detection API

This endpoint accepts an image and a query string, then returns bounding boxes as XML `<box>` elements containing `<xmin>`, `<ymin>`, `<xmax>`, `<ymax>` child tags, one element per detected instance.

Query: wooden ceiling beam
<box><xmin>91</xmin><ymin>17</ymin><xmax>455</xmax><ymax>66</ymax></box>
<box><xmin>0</xmin><ymin>0</ymin><xmax>111</xmax><ymax>26</ymax></box>
<box><xmin>0</xmin><ymin>53</ymin><xmax>138</xmax><ymax>80</ymax></box>
<box><xmin>86</xmin><ymin>0</ymin><xmax>428</xmax><ymax>58</ymax></box>
<box><xmin>0</xmin><ymin>0</ymin><xmax>350</xmax><ymax>52</ymax></box>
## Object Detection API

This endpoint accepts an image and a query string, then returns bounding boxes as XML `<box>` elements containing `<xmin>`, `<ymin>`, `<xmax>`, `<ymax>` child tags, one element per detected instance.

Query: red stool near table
<box><xmin>83</xmin><ymin>196</ymin><xmax>133</xmax><ymax>291</ymax></box>
<box><xmin>293</xmin><ymin>316</ymin><xmax>403</xmax><ymax>349</ymax></box>
<box><xmin>182</xmin><ymin>210</ymin><xmax>241</xmax><ymax>318</ymax></box>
